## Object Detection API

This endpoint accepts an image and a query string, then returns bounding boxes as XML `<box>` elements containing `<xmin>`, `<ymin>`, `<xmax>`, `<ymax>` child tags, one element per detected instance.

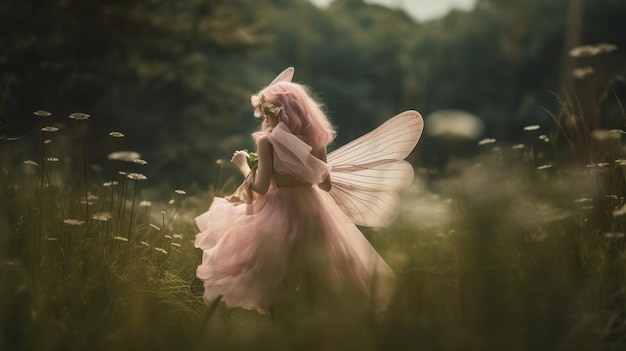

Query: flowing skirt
<box><xmin>194</xmin><ymin>185</ymin><xmax>396</xmax><ymax>315</ymax></box>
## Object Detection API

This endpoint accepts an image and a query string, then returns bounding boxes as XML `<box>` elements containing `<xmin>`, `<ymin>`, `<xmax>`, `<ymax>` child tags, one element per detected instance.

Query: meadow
<box><xmin>1</xmin><ymin>92</ymin><xmax>626</xmax><ymax>351</ymax></box>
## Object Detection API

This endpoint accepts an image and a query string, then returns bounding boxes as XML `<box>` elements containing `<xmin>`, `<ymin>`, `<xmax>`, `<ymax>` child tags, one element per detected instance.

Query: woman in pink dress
<box><xmin>194</xmin><ymin>68</ymin><xmax>423</xmax><ymax>316</ymax></box>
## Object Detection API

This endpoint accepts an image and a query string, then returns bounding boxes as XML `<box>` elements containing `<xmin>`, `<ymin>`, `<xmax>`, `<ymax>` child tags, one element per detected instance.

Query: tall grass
<box><xmin>2</xmin><ymin>77</ymin><xmax>626</xmax><ymax>349</ymax></box>
<box><xmin>0</xmin><ymin>113</ymin><xmax>207</xmax><ymax>351</ymax></box>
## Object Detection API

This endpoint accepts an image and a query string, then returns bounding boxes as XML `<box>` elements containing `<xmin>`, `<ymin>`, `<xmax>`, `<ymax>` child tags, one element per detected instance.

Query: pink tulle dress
<box><xmin>194</xmin><ymin>122</ymin><xmax>397</xmax><ymax>315</ymax></box>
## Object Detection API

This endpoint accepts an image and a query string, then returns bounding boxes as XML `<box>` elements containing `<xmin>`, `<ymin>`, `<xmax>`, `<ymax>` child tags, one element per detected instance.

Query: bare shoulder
<box><xmin>256</xmin><ymin>135</ymin><xmax>270</xmax><ymax>148</ymax></box>
<box><xmin>256</xmin><ymin>136</ymin><xmax>272</xmax><ymax>156</ymax></box>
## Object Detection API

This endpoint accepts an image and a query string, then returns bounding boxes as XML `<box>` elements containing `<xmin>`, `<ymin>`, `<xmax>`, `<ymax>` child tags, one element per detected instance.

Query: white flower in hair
<box><xmin>251</xmin><ymin>67</ymin><xmax>294</xmax><ymax>117</ymax></box>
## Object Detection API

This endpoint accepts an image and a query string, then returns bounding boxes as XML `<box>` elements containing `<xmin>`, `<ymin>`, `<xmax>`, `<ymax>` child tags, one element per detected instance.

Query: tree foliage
<box><xmin>2</xmin><ymin>0</ymin><xmax>625</xmax><ymax>187</ymax></box>
<box><xmin>0</xmin><ymin>0</ymin><xmax>269</xmax><ymax>185</ymax></box>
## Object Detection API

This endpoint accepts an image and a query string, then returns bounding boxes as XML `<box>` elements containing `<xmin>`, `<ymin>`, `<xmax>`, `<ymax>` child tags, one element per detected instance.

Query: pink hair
<box><xmin>253</xmin><ymin>81</ymin><xmax>335</xmax><ymax>149</ymax></box>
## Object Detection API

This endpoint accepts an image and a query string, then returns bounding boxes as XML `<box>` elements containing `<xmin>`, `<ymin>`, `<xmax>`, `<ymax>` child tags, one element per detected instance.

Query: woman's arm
<box><xmin>250</xmin><ymin>137</ymin><xmax>273</xmax><ymax>194</ymax></box>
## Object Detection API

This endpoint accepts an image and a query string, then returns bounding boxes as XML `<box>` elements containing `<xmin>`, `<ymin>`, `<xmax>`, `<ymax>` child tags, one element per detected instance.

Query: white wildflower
<box><xmin>572</xmin><ymin>67</ymin><xmax>595</xmax><ymax>79</ymax></box>
<box><xmin>34</xmin><ymin>110</ymin><xmax>51</xmax><ymax>117</ymax></box>
<box><xmin>612</xmin><ymin>204</ymin><xmax>626</xmax><ymax>217</ymax></box>
<box><xmin>569</xmin><ymin>43</ymin><xmax>617</xmax><ymax>57</ymax></box>
<box><xmin>127</xmin><ymin>173</ymin><xmax>147</xmax><ymax>181</ymax></box>
<box><xmin>523</xmin><ymin>125</ymin><xmax>540</xmax><ymax>131</ymax></box>
<box><xmin>69</xmin><ymin>112</ymin><xmax>90</xmax><ymax>120</ymax></box>
<box><xmin>587</xmin><ymin>163</ymin><xmax>610</xmax><ymax>168</ymax></box>
<box><xmin>478</xmin><ymin>138</ymin><xmax>496</xmax><ymax>146</ymax></box>
<box><xmin>591</xmin><ymin>129</ymin><xmax>622</xmax><ymax>141</ymax></box>
<box><xmin>92</xmin><ymin>212</ymin><xmax>111</xmax><ymax>221</ymax></box>
<box><xmin>63</xmin><ymin>219</ymin><xmax>85</xmax><ymax>225</ymax></box>
<box><xmin>604</xmin><ymin>232</ymin><xmax>625</xmax><ymax>239</ymax></box>
<box><xmin>108</xmin><ymin>151</ymin><xmax>141</xmax><ymax>162</ymax></box>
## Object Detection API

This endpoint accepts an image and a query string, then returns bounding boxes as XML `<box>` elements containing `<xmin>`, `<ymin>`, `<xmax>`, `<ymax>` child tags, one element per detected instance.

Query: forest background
<box><xmin>2</xmin><ymin>0</ymin><xmax>625</xmax><ymax>191</ymax></box>
<box><xmin>2</xmin><ymin>0</ymin><xmax>626</xmax><ymax>350</ymax></box>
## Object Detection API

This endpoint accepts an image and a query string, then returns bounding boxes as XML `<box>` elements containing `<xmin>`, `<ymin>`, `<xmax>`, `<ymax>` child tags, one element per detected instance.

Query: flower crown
<box><xmin>252</xmin><ymin>93</ymin><xmax>282</xmax><ymax>119</ymax></box>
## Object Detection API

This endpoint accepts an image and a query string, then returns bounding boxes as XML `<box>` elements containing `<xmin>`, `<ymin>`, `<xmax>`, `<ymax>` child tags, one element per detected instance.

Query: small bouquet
<box><xmin>246</xmin><ymin>151</ymin><xmax>259</xmax><ymax>171</ymax></box>
<box><xmin>225</xmin><ymin>150</ymin><xmax>258</xmax><ymax>205</ymax></box>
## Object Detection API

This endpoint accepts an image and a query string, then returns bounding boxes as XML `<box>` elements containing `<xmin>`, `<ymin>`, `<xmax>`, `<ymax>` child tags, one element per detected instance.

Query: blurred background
<box><xmin>1</xmin><ymin>0</ymin><xmax>625</xmax><ymax>190</ymax></box>
<box><xmin>3</xmin><ymin>2</ymin><xmax>626</xmax><ymax>350</ymax></box>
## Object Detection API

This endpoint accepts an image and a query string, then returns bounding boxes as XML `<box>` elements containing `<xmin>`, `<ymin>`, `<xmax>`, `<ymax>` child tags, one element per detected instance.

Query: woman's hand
<box><xmin>231</xmin><ymin>150</ymin><xmax>251</xmax><ymax>175</ymax></box>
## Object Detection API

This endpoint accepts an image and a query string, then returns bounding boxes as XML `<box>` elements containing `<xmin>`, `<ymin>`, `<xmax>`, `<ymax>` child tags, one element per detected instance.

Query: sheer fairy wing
<box><xmin>328</xmin><ymin>110</ymin><xmax>423</xmax><ymax>227</ymax></box>
<box><xmin>328</xmin><ymin>110</ymin><xmax>423</xmax><ymax>166</ymax></box>
<box><xmin>269</xmin><ymin>67</ymin><xmax>294</xmax><ymax>85</ymax></box>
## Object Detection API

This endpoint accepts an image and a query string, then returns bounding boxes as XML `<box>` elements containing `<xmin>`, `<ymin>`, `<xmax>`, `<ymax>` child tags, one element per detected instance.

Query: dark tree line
<box><xmin>1</xmin><ymin>0</ymin><xmax>625</xmax><ymax>188</ymax></box>
<box><xmin>0</xmin><ymin>0</ymin><xmax>268</xmax><ymax>186</ymax></box>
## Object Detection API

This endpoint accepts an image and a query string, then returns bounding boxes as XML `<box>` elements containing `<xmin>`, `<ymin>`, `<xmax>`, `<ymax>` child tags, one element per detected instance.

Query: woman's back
<box><xmin>271</xmin><ymin>143</ymin><xmax>329</xmax><ymax>188</ymax></box>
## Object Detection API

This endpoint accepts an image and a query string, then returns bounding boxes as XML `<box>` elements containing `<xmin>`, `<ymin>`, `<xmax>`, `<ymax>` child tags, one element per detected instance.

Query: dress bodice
<box><xmin>271</xmin><ymin>171</ymin><xmax>312</xmax><ymax>188</ymax></box>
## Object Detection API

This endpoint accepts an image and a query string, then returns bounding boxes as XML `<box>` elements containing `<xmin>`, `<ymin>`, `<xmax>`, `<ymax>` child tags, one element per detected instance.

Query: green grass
<box><xmin>1</xmin><ymin>99</ymin><xmax>626</xmax><ymax>351</ymax></box>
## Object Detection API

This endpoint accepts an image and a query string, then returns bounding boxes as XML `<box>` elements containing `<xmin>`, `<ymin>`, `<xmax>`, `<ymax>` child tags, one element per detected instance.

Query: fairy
<box><xmin>194</xmin><ymin>67</ymin><xmax>423</xmax><ymax>315</ymax></box>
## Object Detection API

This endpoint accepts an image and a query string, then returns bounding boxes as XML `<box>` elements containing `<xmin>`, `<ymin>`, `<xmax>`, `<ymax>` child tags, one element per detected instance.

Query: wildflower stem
<box><xmin>38</xmin><ymin>170</ymin><xmax>44</xmax><ymax>241</ymax></box>
<box><xmin>109</xmin><ymin>183</ymin><xmax>115</xmax><ymax>237</ymax></box>
<box><xmin>38</xmin><ymin>120</ymin><xmax>45</xmax><ymax>192</ymax></box>
<box><xmin>128</xmin><ymin>181</ymin><xmax>137</xmax><ymax>241</ymax></box>
<box><xmin>79</xmin><ymin>120</ymin><xmax>90</xmax><ymax>223</ymax></box>
<box><xmin>37</xmin><ymin>120</ymin><xmax>45</xmax><ymax>239</ymax></box>
<box><xmin>165</xmin><ymin>193</ymin><xmax>183</xmax><ymax>229</ymax></box>
<box><xmin>117</xmin><ymin>173</ymin><xmax>127</xmax><ymax>232</ymax></box>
